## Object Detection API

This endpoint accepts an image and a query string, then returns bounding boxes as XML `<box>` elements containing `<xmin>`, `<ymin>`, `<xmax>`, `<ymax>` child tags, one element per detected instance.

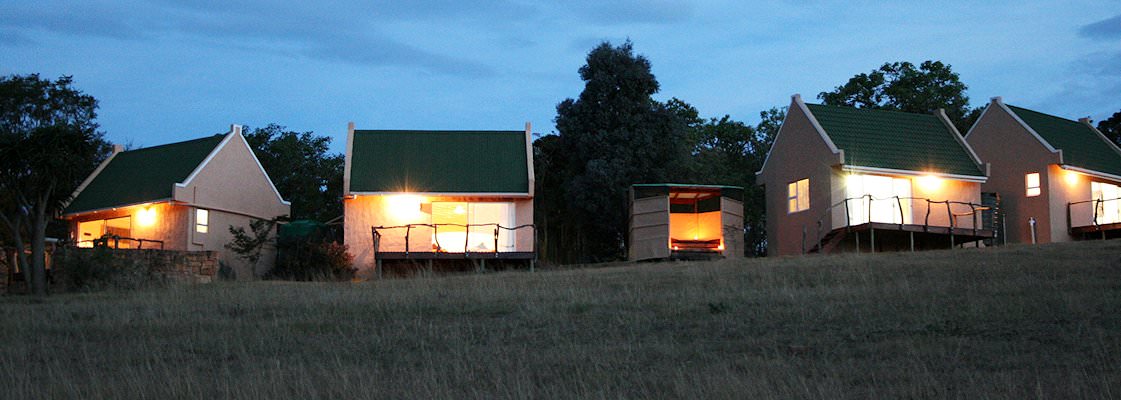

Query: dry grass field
<box><xmin>2</xmin><ymin>240</ymin><xmax>1120</xmax><ymax>399</ymax></box>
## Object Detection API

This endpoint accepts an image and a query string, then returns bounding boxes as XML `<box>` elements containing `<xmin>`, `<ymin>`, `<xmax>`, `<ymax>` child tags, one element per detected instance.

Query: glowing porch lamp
<box><xmin>917</xmin><ymin>174</ymin><xmax>944</xmax><ymax>192</ymax></box>
<box><xmin>1063</xmin><ymin>170</ymin><xmax>1080</xmax><ymax>186</ymax></box>
<box><xmin>136</xmin><ymin>206</ymin><xmax>157</xmax><ymax>227</ymax></box>
<box><xmin>385</xmin><ymin>194</ymin><xmax>424</xmax><ymax>221</ymax></box>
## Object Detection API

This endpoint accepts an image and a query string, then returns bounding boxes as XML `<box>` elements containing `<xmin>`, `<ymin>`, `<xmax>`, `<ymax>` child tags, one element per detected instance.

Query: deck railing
<box><xmin>805</xmin><ymin>195</ymin><xmax>990</xmax><ymax>253</ymax></box>
<box><xmin>1067</xmin><ymin>197</ymin><xmax>1121</xmax><ymax>231</ymax></box>
<box><xmin>77</xmin><ymin>235</ymin><xmax>165</xmax><ymax>250</ymax></box>
<box><xmin>370</xmin><ymin>223</ymin><xmax>536</xmax><ymax>258</ymax></box>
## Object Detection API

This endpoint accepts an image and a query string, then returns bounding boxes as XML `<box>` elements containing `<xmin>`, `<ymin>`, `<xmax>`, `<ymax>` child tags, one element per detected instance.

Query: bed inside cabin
<box><xmin>668</xmin><ymin>189</ymin><xmax>724</xmax><ymax>252</ymax></box>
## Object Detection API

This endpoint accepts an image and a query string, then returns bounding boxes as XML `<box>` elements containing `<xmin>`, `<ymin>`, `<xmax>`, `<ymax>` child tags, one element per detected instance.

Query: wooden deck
<box><xmin>853</xmin><ymin>222</ymin><xmax>994</xmax><ymax>239</ymax></box>
<box><xmin>1070</xmin><ymin>222</ymin><xmax>1121</xmax><ymax>235</ymax></box>
<box><xmin>375</xmin><ymin>251</ymin><xmax>536</xmax><ymax>260</ymax></box>
<box><xmin>809</xmin><ymin>222</ymin><xmax>994</xmax><ymax>254</ymax></box>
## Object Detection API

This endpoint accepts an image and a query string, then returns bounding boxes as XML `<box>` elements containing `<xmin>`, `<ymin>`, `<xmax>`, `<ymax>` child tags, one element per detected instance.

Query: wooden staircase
<box><xmin>807</xmin><ymin>228</ymin><xmax>847</xmax><ymax>254</ymax></box>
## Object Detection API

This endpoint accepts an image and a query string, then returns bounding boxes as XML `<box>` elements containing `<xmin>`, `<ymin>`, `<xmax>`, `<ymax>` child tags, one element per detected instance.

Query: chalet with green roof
<box><xmin>756</xmin><ymin>94</ymin><xmax>993</xmax><ymax>256</ymax></box>
<box><xmin>342</xmin><ymin>123</ymin><xmax>535</xmax><ymax>275</ymax></box>
<box><xmin>62</xmin><ymin>125</ymin><xmax>290</xmax><ymax>279</ymax></box>
<box><xmin>966</xmin><ymin>97</ymin><xmax>1121</xmax><ymax>243</ymax></box>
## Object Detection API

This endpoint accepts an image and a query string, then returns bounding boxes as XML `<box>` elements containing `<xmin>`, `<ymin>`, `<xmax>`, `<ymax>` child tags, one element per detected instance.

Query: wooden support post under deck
<box><xmin>855</xmin><ymin>231</ymin><xmax>860</xmax><ymax>253</ymax></box>
<box><xmin>801</xmin><ymin>225</ymin><xmax>806</xmax><ymax>255</ymax></box>
<box><xmin>910</xmin><ymin>231</ymin><xmax>915</xmax><ymax>252</ymax></box>
<box><xmin>870</xmin><ymin>227</ymin><xmax>875</xmax><ymax>254</ymax></box>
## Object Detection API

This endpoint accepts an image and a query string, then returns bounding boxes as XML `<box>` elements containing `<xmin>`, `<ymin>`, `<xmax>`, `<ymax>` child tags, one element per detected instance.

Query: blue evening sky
<box><xmin>2</xmin><ymin>1</ymin><xmax>1119</xmax><ymax>154</ymax></box>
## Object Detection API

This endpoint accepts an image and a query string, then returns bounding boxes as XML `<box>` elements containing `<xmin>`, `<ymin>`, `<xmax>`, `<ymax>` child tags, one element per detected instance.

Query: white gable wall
<box><xmin>173</xmin><ymin>132</ymin><xmax>290</xmax><ymax>279</ymax></box>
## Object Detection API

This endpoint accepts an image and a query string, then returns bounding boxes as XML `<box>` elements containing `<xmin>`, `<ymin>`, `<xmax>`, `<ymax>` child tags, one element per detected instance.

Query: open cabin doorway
<box><xmin>669</xmin><ymin>190</ymin><xmax>724</xmax><ymax>251</ymax></box>
<box><xmin>629</xmin><ymin>184</ymin><xmax>744</xmax><ymax>261</ymax></box>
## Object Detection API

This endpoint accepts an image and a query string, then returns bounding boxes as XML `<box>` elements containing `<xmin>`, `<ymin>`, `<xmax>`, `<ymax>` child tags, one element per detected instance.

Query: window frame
<box><xmin>195</xmin><ymin>208</ymin><xmax>209</xmax><ymax>234</ymax></box>
<box><xmin>787</xmin><ymin>178</ymin><xmax>810</xmax><ymax>214</ymax></box>
<box><xmin>1025</xmin><ymin>172</ymin><xmax>1041</xmax><ymax>197</ymax></box>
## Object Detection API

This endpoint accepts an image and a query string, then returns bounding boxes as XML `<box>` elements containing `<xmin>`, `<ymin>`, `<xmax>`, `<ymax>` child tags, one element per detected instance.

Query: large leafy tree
<box><xmin>819</xmin><ymin>61</ymin><xmax>980</xmax><ymax>132</ymax></box>
<box><xmin>1098</xmin><ymin>110</ymin><xmax>1121</xmax><ymax>147</ymax></box>
<box><xmin>242</xmin><ymin>124</ymin><xmax>343</xmax><ymax>222</ymax></box>
<box><xmin>548</xmin><ymin>40</ymin><xmax>690</xmax><ymax>262</ymax></box>
<box><xmin>0</xmin><ymin>74</ymin><xmax>110</xmax><ymax>295</ymax></box>
<box><xmin>745</xmin><ymin>107</ymin><xmax>784</xmax><ymax>256</ymax></box>
<box><xmin>677</xmin><ymin>107</ymin><xmax>784</xmax><ymax>257</ymax></box>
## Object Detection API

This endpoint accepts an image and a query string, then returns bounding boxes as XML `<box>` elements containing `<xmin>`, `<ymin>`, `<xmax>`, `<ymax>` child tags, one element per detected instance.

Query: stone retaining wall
<box><xmin>4</xmin><ymin>247</ymin><xmax>218</xmax><ymax>293</ymax></box>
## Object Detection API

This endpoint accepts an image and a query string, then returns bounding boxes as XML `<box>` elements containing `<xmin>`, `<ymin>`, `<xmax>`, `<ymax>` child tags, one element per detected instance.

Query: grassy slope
<box><xmin>2</xmin><ymin>240</ymin><xmax>1120</xmax><ymax>399</ymax></box>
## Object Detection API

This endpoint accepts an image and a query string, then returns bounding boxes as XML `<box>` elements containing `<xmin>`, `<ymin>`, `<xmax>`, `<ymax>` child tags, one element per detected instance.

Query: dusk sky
<box><xmin>2</xmin><ymin>1</ymin><xmax>1119</xmax><ymax>154</ymax></box>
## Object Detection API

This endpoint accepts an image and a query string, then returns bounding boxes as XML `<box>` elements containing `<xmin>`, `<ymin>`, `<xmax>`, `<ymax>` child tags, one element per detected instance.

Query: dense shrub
<box><xmin>54</xmin><ymin>247</ymin><xmax>164</xmax><ymax>291</ymax></box>
<box><xmin>271</xmin><ymin>241</ymin><xmax>355</xmax><ymax>281</ymax></box>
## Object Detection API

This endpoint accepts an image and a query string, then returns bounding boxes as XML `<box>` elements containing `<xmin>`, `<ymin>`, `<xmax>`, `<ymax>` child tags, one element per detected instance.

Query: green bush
<box><xmin>56</xmin><ymin>247</ymin><xmax>162</xmax><ymax>291</ymax></box>
<box><xmin>271</xmin><ymin>241</ymin><xmax>355</xmax><ymax>281</ymax></box>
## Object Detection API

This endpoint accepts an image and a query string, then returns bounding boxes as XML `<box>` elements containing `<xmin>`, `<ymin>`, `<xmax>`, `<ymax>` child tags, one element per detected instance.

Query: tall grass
<box><xmin>2</xmin><ymin>240</ymin><xmax>1119</xmax><ymax>399</ymax></box>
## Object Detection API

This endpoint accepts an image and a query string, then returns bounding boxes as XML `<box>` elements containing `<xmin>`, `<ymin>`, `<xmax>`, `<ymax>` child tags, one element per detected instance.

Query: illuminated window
<box><xmin>845</xmin><ymin>174</ymin><xmax>912</xmax><ymax>225</ymax></box>
<box><xmin>431</xmin><ymin>202</ymin><xmax>515</xmax><ymax>252</ymax></box>
<box><xmin>1091</xmin><ymin>181</ymin><xmax>1121</xmax><ymax>224</ymax></box>
<box><xmin>76</xmin><ymin>216</ymin><xmax>132</xmax><ymax>248</ymax></box>
<box><xmin>195</xmin><ymin>209</ymin><xmax>209</xmax><ymax>233</ymax></box>
<box><xmin>1025</xmin><ymin>173</ymin><xmax>1041</xmax><ymax>197</ymax></box>
<box><xmin>787</xmin><ymin>178</ymin><xmax>809</xmax><ymax>213</ymax></box>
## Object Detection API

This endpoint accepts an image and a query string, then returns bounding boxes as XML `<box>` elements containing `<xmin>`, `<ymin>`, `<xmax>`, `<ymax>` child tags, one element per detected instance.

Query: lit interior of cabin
<box><xmin>428</xmin><ymin>201</ymin><xmax>515</xmax><ymax>252</ymax></box>
<box><xmin>668</xmin><ymin>190</ymin><xmax>724</xmax><ymax>251</ymax></box>
<box><xmin>844</xmin><ymin>173</ymin><xmax>913</xmax><ymax>225</ymax></box>
<box><xmin>77</xmin><ymin>216</ymin><xmax>133</xmax><ymax>248</ymax></box>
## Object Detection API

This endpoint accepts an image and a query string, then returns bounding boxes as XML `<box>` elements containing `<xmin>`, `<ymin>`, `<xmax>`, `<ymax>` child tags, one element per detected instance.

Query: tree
<box><xmin>819</xmin><ymin>61</ymin><xmax>979</xmax><ymax>132</ymax></box>
<box><xmin>225</xmin><ymin>218</ymin><xmax>277</xmax><ymax>278</ymax></box>
<box><xmin>678</xmin><ymin>107</ymin><xmax>784</xmax><ymax>257</ymax></box>
<box><xmin>1098</xmin><ymin>110</ymin><xmax>1121</xmax><ymax>147</ymax></box>
<box><xmin>549</xmin><ymin>40</ymin><xmax>691</xmax><ymax>262</ymax></box>
<box><xmin>745</xmin><ymin>107</ymin><xmax>784</xmax><ymax>256</ymax></box>
<box><xmin>0</xmin><ymin>74</ymin><xmax>110</xmax><ymax>295</ymax></box>
<box><xmin>242</xmin><ymin>124</ymin><xmax>343</xmax><ymax>222</ymax></box>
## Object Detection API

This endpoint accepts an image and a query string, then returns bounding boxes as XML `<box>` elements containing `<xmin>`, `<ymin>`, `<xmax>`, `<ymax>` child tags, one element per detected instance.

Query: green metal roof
<box><xmin>1007</xmin><ymin>105</ymin><xmax>1121</xmax><ymax>177</ymax></box>
<box><xmin>348</xmin><ymin>130</ymin><xmax>529</xmax><ymax>194</ymax></box>
<box><xmin>631</xmin><ymin>183</ymin><xmax>745</xmax><ymax>190</ymax></box>
<box><xmin>64</xmin><ymin>134</ymin><xmax>225</xmax><ymax>214</ymax></box>
<box><xmin>631</xmin><ymin>183</ymin><xmax>744</xmax><ymax>201</ymax></box>
<box><xmin>806</xmin><ymin>104</ymin><xmax>984</xmax><ymax>177</ymax></box>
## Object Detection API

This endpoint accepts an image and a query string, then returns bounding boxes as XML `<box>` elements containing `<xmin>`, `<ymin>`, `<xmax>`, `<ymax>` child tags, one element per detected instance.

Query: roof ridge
<box><xmin>354</xmin><ymin>129</ymin><xmax>523</xmax><ymax>133</ymax></box>
<box><xmin>1005</xmin><ymin>104</ymin><xmax>1083</xmax><ymax>125</ymax></box>
<box><xmin>805</xmin><ymin>103</ymin><xmax>939</xmax><ymax>118</ymax></box>
<box><xmin>120</xmin><ymin>133</ymin><xmax>225</xmax><ymax>154</ymax></box>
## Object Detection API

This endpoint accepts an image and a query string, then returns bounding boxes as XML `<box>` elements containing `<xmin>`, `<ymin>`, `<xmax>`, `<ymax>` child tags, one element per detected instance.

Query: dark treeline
<box><xmin>534</xmin><ymin>41</ymin><xmax>782</xmax><ymax>263</ymax></box>
<box><xmin>535</xmin><ymin>42</ymin><xmax>992</xmax><ymax>263</ymax></box>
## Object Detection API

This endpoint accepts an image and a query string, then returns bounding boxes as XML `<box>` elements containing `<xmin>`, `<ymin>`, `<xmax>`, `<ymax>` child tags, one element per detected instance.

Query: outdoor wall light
<box><xmin>918</xmin><ymin>175</ymin><xmax>944</xmax><ymax>192</ymax></box>
<box><xmin>137</xmin><ymin>206</ymin><xmax>157</xmax><ymax>227</ymax></box>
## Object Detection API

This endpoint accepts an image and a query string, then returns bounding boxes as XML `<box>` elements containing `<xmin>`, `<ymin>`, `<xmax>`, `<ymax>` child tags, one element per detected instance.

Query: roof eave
<box><xmin>347</xmin><ymin>191</ymin><xmax>533</xmax><ymax>199</ymax></box>
<box><xmin>841</xmin><ymin>165</ymin><xmax>987</xmax><ymax>183</ymax></box>
<box><xmin>61</xmin><ymin>144</ymin><xmax>125</xmax><ymax>212</ymax></box>
<box><xmin>935</xmin><ymin>108</ymin><xmax>988</xmax><ymax>174</ymax></box>
<box><xmin>61</xmin><ymin>198</ymin><xmax>175</xmax><ymax>219</ymax></box>
<box><xmin>1060</xmin><ymin>165</ymin><xmax>1121</xmax><ymax>184</ymax></box>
